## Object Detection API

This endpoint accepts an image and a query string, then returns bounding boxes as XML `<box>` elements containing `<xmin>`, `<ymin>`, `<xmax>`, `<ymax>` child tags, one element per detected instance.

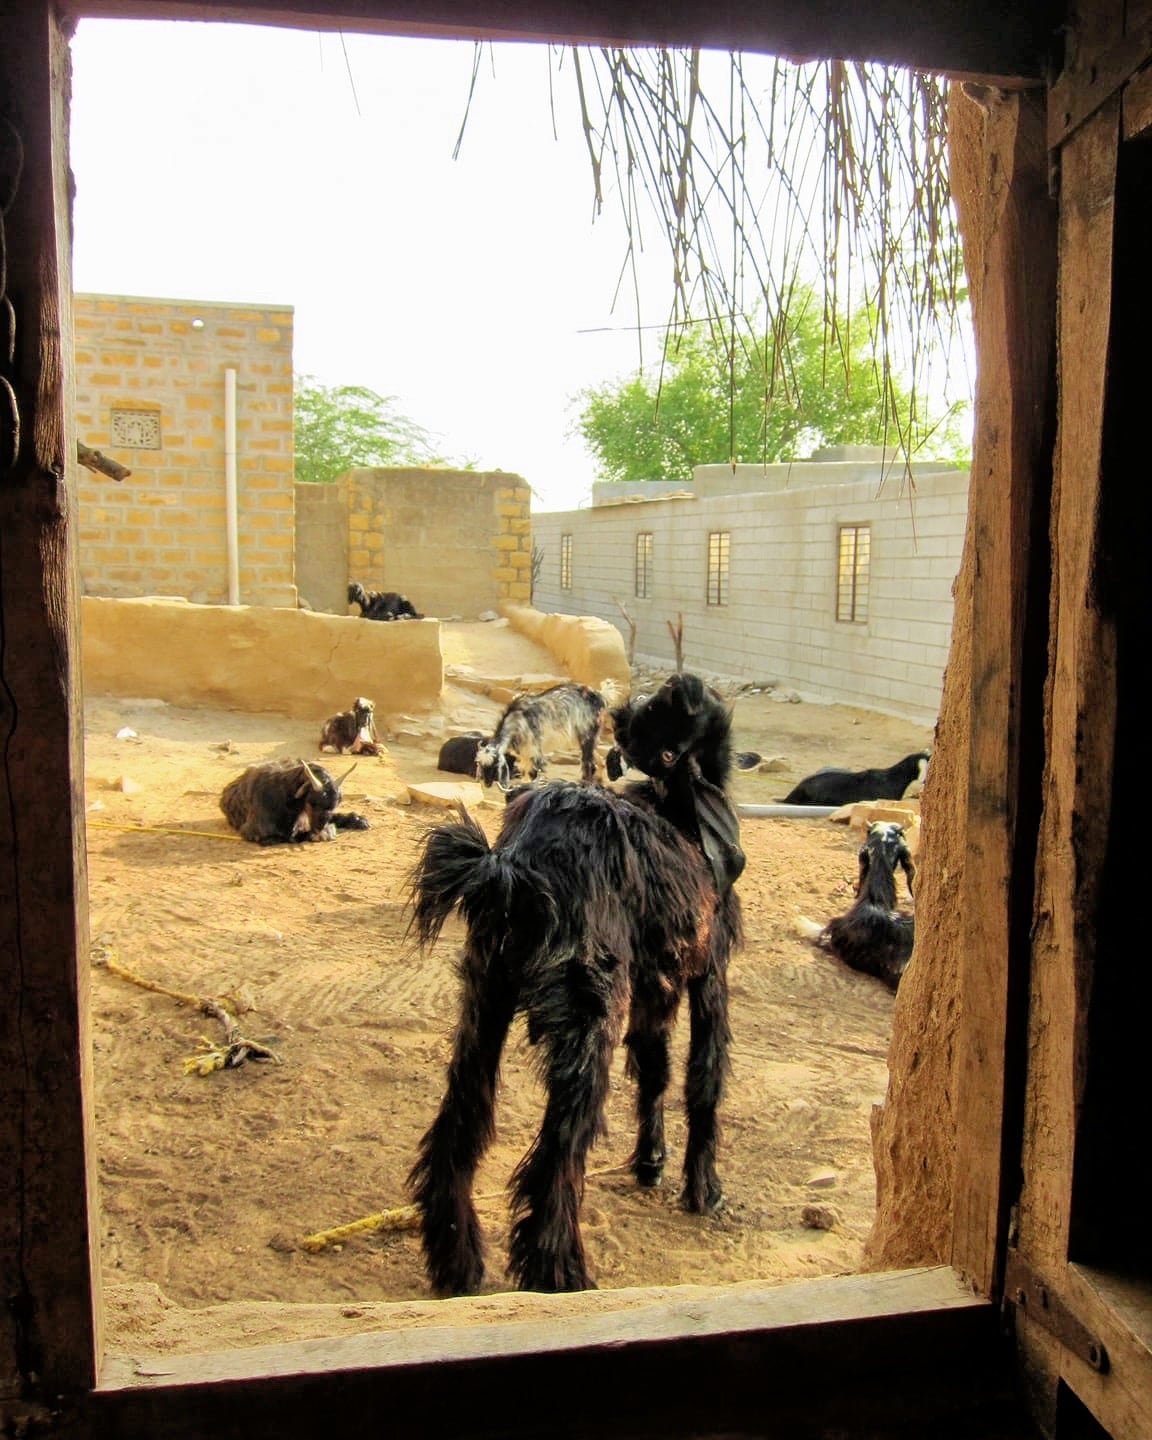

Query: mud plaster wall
<box><xmin>500</xmin><ymin>604</ymin><xmax>632</xmax><ymax>694</ymax></box>
<box><xmin>81</xmin><ymin>597</ymin><xmax>443</xmax><ymax>720</ymax></box>
<box><xmin>74</xmin><ymin>294</ymin><xmax>297</xmax><ymax>608</ymax></box>
<box><xmin>296</xmin><ymin>469</ymin><xmax>532</xmax><ymax>619</ymax></box>
<box><xmin>863</xmin><ymin>84</ymin><xmax>986</xmax><ymax>1270</ymax></box>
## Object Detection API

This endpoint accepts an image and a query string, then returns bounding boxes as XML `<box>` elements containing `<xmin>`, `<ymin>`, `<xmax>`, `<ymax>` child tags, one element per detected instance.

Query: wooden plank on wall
<box><xmin>0</xmin><ymin>0</ymin><xmax>102</xmax><ymax>1403</ymax></box>
<box><xmin>950</xmin><ymin>87</ymin><xmax>1057</xmax><ymax>1299</ymax></box>
<box><xmin>1015</xmin><ymin>92</ymin><xmax>1121</xmax><ymax>1434</ymax></box>
<box><xmin>65</xmin><ymin>0</ymin><xmax>1054</xmax><ymax>83</ymax></box>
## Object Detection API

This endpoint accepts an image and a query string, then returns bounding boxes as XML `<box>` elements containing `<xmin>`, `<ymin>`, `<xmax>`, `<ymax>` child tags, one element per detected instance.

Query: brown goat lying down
<box><xmin>220</xmin><ymin>759</ymin><xmax>369</xmax><ymax>845</ymax></box>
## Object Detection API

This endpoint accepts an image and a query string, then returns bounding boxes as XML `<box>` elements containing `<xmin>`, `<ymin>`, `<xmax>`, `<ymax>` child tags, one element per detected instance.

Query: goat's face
<box><xmin>858</xmin><ymin>822</ymin><xmax>915</xmax><ymax>894</ymax></box>
<box><xmin>294</xmin><ymin>759</ymin><xmax>356</xmax><ymax>822</ymax></box>
<box><xmin>610</xmin><ymin>673</ymin><xmax>729</xmax><ymax>781</ymax></box>
<box><xmin>475</xmin><ymin>741</ymin><xmax>512</xmax><ymax>791</ymax></box>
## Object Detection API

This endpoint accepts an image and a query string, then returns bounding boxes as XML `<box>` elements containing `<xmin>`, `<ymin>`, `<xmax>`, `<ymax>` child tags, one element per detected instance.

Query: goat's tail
<box><xmin>407</xmin><ymin>811</ymin><xmax>551</xmax><ymax>950</ymax></box>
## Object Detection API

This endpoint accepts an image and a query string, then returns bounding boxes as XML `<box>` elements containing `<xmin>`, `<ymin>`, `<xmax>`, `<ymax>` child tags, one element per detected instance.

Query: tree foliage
<box><xmin>293</xmin><ymin>375</ymin><xmax>452</xmax><ymax>485</ymax></box>
<box><xmin>576</xmin><ymin>298</ymin><xmax>969</xmax><ymax>485</ymax></box>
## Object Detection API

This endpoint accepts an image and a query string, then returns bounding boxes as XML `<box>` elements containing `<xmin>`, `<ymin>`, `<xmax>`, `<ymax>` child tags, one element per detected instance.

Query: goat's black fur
<box><xmin>474</xmin><ymin>682</ymin><xmax>608</xmax><ymax>790</ymax></box>
<box><xmin>818</xmin><ymin>821</ymin><xmax>916</xmax><ymax>991</ymax></box>
<box><xmin>220</xmin><ymin>758</ymin><xmax>370</xmax><ymax>845</ymax></box>
<box><xmin>347</xmin><ymin>581</ymin><xmax>423</xmax><ymax>621</ymax></box>
<box><xmin>781</xmin><ymin>751</ymin><xmax>930</xmax><ymax>806</ymax></box>
<box><xmin>319</xmin><ymin>696</ymin><xmax>381</xmax><ymax>755</ymax></box>
<box><xmin>407</xmin><ymin>673</ymin><xmax>743</xmax><ymax>1295</ymax></box>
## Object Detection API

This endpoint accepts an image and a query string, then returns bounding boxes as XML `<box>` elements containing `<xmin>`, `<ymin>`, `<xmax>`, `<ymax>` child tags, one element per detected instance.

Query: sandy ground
<box><xmin>84</xmin><ymin>622</ymin><xmax>932</xmax><ymax>1360</ymax></box>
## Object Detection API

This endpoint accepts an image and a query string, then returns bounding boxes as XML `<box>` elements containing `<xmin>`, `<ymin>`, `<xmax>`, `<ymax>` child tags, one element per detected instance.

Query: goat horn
<box><xmin>300</xmin><ymin>760</ymin><xmax>325</xmax><ymax>791</ymax></box>
<box><xmin>336</xmin><ymin>762</ymin><xmax>358</xmax><ymax>786</ymax></box>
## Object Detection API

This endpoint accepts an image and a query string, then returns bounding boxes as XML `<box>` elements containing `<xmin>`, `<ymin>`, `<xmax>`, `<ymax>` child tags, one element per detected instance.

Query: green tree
<box><xmin>575</xmin><ymin>300</ymin><xmax>968</xmax><ymax>485</ymax></box>
<box><xmin>293</xmin><ymin>375</ymin><xmax>452</xmax><ymax>484</ymax></box>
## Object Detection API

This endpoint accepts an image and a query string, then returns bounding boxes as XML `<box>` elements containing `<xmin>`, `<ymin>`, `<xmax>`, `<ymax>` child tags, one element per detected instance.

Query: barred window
<box><xmin>635</xmin><ymin>532</ymin><xmax>653</xmax><ymax>598</ymax></box>
<box><xmin>836</xmin><ymin>524</ymin><xmax>871</xmax><ymax>622</ymax></box>
<box><xmin>560</xmin><ymin>533</ymin><xmax>573</xmax><ymax>591</ymax></box>
<box><xmin>706</xmin><ymin>531</ymin><xmax>730</xmax><ymax>606</ymax></box>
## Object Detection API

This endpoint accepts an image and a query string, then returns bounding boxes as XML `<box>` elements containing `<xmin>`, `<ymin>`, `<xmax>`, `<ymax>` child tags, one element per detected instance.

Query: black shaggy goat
<box><xmin>474</xmin><ymin>681</ymin><xmax>614</xmax><ymax>790</ymax></box>
<box><xmin>319</xmin><ymin>696</ymin><xmax>381</xmax><ymax>755</ymax></box>
<box><xmin>407</xmin><ymin>673</ymin><xmax>745</xmax><ymax>1295</ymax></box>
<box><xmin>220</xmin><ymin>759</ymin><xmax>370</xmax><ymax>844</ymax></box>
<box><xmin>781</xmin><ymin>750</ymin><xmax>930</xmax><ymax>806</ymax></box>
<box><xmin>347</xmin><ymin>581</ymin><xmax>423</xmax><ymax>621</ymax></box>
<box><xmin>815</xmin><ymin>821</ymin><xmax>916</xmax><ymax>991</ymax></box>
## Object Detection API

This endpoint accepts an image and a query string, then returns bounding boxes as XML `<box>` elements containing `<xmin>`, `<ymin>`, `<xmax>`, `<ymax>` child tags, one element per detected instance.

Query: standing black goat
<box><xmin>407</xmin><ymin>673</ymin><xmax>744</xmax><ymax>1295</ymax></box>
<box><xmin>474</xmin><ymin>681</ymin><xmax>614</xmax><ymax>790</ymax></box>
<box><xmin>781</xmin><ymin>751</ymin><xmax>930</xmax><ymax>806</ymax></box>
<box><xmin>319</xmin><ymin>696</ymin><xmax>381</xmax><ymax>755</ymax></box>
<box><xmin>812</xmin><ymin>821</ymin><xmax>916</xmax><ymax>991</ymax></box>
<box><xmin>220</xmin><ymin>759</ymin><xmax>369</xmax><ymax>844</ymax></box>
<box><xmin>347</xmin><ymin>581</ymin><xmax>423</xmax><ymax>621</ymax></box>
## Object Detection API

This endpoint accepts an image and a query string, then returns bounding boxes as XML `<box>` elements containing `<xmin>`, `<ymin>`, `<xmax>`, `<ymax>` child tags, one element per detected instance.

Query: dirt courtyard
<box><xmin>84</xmin><ymin>622</ymin><xmax>933</xmax><ymax>1360</ymax></box>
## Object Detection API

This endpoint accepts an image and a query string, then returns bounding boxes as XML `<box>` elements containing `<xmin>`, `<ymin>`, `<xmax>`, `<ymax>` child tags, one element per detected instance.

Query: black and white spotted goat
<box><xmin>319</xmin><ymin>696</ymin><xmax>381</xmax><ymax>756</ymax></box>
<box><xmin>347</xmin><ymin>581</ymin><xmax>423</xmax><ymax>621</ymax></box>
<box><xmin>407</xmin><ymin>673</ymin><xmax>745</xmax><ymax>1295</ymax></box>
<box><xmin>804</xmin><ymin>821</ymin><xmax>916</xmax><ymax>991</ymax></box>
<box><xmin>474</xmin><ymin>681</ymin><xmax>618</xmax><ymax>790</ymax></box>
<box><xmin>220</xmin><ymin>759</ymin><xmax>369</xmax><ymax>845</ymax></box>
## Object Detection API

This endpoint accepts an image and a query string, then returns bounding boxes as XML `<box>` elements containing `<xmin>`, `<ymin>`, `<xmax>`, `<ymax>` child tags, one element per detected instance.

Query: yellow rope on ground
<box><xmin>91</xmin><ymin>945</ymin><xmax>280</xmax><ymax>1074</ymax></box>
<box><xmin>299</xmin><ymin>1206</ymin><xmax>421</xmax><ymax>1251</ymax></box>
<box><xmin>298</xmin><ymin>1164</ymin><xmax>633</xmax><ymax>1253</ymax></box>
<box><xmin>88</xmin><ymin>820</ymin><xmax>243</xmax><ymax>842</ymax></box>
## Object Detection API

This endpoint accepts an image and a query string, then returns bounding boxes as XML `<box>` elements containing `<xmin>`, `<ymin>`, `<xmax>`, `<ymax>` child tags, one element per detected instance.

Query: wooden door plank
<box><xmin>949</xmin><ymin>88</ymin><xmax>1057</xmax><ymax>1299</ymax></box>
<box><xmin>0</xmin><ymin>0</ymin><xmax>102</xmax><ymax>1401</ymax></box>
<box><xmin>1015</xmin><ymin>94</ymin><xmax>1121</xmax><ymax>1433</ymax></box>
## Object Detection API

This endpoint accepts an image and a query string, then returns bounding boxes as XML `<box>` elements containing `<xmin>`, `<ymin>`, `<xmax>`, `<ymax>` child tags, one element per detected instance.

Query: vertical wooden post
<box><xmin>0</xmin><ymin>0</ymin><xmax>101</xmax><ymax>1402</ymax></box>
<box><xmin>949</xmin><ymin>86</ymin><xmax>1058</xmax><ymax>1297</ymax></box>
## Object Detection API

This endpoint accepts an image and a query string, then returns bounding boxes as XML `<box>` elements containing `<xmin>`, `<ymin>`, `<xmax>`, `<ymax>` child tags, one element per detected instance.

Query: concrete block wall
<box><xmin>301</xmin><ymin>468</ymin><xmax>532</xmax><ymax>619</ymax></box>
<box><xmin>532</xmin><ymin>468</ymin><xmax>969</xmax><ymax>723</ymax></box>
<box><xmin>73</xmin><ymin>294</ymin><xmax>297</xmax><ymax>607</ymax></box>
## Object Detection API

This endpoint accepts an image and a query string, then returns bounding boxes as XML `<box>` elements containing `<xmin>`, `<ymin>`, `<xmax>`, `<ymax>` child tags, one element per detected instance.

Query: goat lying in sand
<box><xmin>408</xmin><ymin>673</ymin><xmax>744</xmax><ymax>1294</ymax></box>
<box><xmin>220</xmin><ymin>759</ymin><xmax>369</xmax><ymax>844</ymax></box>
<box><xmin>797</xmin><ymin>821</ymin><xmax>916</xmax><ymax>991</ymax></box>
<box><xmin>319</xmin><ymin>697</ymin><xmax>381</xmax><ymax>756</ymax></box>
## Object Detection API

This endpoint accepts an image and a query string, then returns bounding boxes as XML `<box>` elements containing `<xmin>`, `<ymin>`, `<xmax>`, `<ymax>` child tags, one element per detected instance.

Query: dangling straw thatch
<box><xmin>465</xmin><ymin>45</ymin><xmax>968</xmax><ymax>480</ymax></box>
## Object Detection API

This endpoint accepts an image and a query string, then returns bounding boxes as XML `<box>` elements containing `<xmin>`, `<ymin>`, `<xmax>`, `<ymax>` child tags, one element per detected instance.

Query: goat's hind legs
<box><xmin>624</xmin><ymin>983</ymin><xmax>679</xmax><ymax>1187</ymax></box>
<box><xmin>408</xmin><ymin>950</ymin><xmax>516</xmax><ymax>1296</ymax></box>
<box><xmin>508</xmin><ymin>978</ymin><xmax>619</xmax><ymax>1292</ymax></box>
<box><xmin>681</xmin><ymin>962</ymin><xmax>731</xmax><ymax>1215</ymax></box>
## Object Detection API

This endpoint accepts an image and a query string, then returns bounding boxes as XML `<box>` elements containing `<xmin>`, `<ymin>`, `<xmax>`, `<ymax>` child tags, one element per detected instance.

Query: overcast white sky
<box><xmin>69</xmin><ymin>20</ymin><xmax>681</xmax><ymax>513</ymax></box>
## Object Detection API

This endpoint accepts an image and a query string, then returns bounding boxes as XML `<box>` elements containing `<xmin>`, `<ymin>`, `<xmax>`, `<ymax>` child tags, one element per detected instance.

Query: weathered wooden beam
<box><xmin>949</xmin><ymin>85</ymin><xmax>1057</xmax><ymax>1301</ymax></box>
<box><xmin>0</xmin><ymin>0</ymin><xmax>102</xmax><ymax>1406</ymax></box>
<box><xmin>64</xmin><ymin>0</ymin><xmax>1060</xmax><ymax>83</ymax></box>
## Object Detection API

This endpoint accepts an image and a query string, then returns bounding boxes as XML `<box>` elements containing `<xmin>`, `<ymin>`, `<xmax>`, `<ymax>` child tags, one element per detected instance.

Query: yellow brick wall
<box><xmin>333</xmin><ymin>469</ymin><xmax>533</xmax><ymax>619</ymax></box>
<box><xmin>74</xmin><ymin>294</ymin><xmax>297</xmax><ymax>607</ymax></box>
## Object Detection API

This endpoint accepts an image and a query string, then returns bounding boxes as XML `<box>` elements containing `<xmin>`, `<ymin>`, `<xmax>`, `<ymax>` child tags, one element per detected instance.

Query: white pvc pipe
<box><xmin>224</xmin><ymin>367</ymin><xmax>240</xmax><ymax>605</ymax></box>
<box><xmin>736</xmin><ymin>804</ymin><xmax>841</xmax><ymax>819</ymax></box>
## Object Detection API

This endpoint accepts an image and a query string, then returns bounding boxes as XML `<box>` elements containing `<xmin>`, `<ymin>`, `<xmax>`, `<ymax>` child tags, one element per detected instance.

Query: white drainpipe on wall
<box><xmin>224</xmin><ymin>367</ymin><xmax>240</xmax><ymax>605</ymax></box>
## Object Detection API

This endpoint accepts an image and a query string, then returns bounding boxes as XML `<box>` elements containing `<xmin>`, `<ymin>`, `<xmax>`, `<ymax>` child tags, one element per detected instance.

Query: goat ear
<box><xmin>855</xmin><ymin>845</ymin><xmax>871</xmax><ymax>893</ymax></box>
<box><xmin>900</xmin><ymin>847</ymin><xmax>917</xmax><ymax>897</ymax></box>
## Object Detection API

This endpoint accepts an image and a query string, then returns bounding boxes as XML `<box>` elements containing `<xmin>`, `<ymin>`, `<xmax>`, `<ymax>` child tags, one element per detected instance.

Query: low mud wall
<box><xmin>81</xmin><ymin>597</ymin><xmax>442</xmax><ymax>719</ymax></box>
<box><xmin>500</xmin><ymin>604</ymin><xmax>631</xmax><ymax>695</ymax></box>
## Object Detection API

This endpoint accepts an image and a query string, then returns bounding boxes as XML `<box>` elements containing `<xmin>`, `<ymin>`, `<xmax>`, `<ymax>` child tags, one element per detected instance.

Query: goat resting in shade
<box><xmin>407</xmin><ymin>673</ymin><xmax>744</xmax><ymax>1295</ymax></box>
<box><xmin>808</xmin><ymin>821</ymin><xmax>916</xmax><ymax>991</ymax></box>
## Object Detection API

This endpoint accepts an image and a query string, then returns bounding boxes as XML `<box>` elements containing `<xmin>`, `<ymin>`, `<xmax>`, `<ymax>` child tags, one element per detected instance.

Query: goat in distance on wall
<box><xmin>407</xmin><ymin>673</ymin><xmax>745</xmax><ymax>1295</ymax></box>
<box><xmin>347</xmin><ymin>581</ymin><xmax>423</xmax><ymax>621</ymax></box>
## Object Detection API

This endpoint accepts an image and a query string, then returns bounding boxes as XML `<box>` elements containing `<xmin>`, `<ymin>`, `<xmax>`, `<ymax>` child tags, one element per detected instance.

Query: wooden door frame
<box><xmin>1</xmin><ymin>2</ymin><xmax>1059</xmax><ymax>1434</ymax></box>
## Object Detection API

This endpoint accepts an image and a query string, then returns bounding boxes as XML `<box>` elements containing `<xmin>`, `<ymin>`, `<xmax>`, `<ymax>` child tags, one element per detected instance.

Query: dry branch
<box><xmin>666</xmin><ymin>612</ymin><xmax>685</xmax><ymax>672</ymax></box>
<box><xmin>77</xmin><ymin>441</ymin><xmax>131</xmax><ymax>481</ymax></box>
<box><xmin>614</xmin><ymin>598</ymin><xmax>638</xmax><ymax>663</ymax></box>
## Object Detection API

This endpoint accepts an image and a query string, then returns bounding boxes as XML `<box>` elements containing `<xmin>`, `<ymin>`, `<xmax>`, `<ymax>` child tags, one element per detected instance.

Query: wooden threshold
<box><xmin>88</xmin><ymin>1267</ymin><xmax>1021</xmax><ymax>1439</ymax></box>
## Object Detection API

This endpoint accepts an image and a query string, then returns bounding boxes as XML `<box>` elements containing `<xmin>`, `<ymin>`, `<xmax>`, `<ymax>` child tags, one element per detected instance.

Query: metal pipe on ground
<box><xmin>736</xmin><ymin>804</ymin><xmax>840</xmax><ymax>819</ymax></box>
